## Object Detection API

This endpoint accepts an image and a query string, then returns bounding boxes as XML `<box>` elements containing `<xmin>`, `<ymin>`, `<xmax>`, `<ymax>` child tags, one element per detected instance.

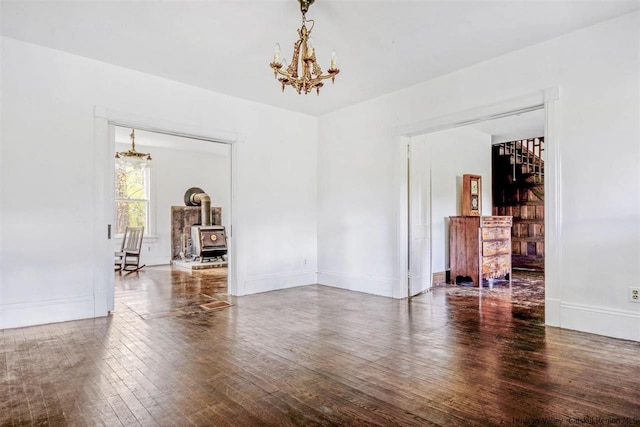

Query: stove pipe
<box><xmin>197</xmin><ymin>193</ymin><xmax>212</xmax><ymax>226</ymax></box>
<box><xmin>184</xmin><ymin>187</ymin><xmax>212</xmax><ymax>226</ymax></box>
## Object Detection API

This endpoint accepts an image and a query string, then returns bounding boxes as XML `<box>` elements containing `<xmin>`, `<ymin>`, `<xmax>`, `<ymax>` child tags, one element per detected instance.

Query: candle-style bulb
<box><xmin>274</xmin><ymin>43</ymin><xmax>281</xmax><ymax>63</ymax></box>
<box><xmin>306</xmin><ymin>37</ymin><xmax>314</xmax><ymax>57</ymax></box>
<box><xmin>330</xmin><ymin>50</ymin><xmax>337</xmax><ymax>69</ymax></box>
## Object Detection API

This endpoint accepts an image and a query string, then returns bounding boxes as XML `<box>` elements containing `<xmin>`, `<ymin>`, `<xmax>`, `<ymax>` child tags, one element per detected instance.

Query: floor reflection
<box><xmin>5</xmin><ymin>268</ymin><xmax>639</xmax><ymax>425</ymax></box>
<box><xmin>115</xmin><ymin>265</ymin><xmax>230</xmax><ymax>320</ymax></box>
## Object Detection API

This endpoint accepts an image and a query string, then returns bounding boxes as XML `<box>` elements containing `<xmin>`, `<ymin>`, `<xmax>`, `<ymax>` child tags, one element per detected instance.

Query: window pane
<box><xmin>115</xmin><ymin>164</ymin><xmax>146</xmax><ymax>200</ymax></box>
<box><xmin>115</xmin><ymin>201</ymin><xmax>147</xmax><ymax>234</ymax></box>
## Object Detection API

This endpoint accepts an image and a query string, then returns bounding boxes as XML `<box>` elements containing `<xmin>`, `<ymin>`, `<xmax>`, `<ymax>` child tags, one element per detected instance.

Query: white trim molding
<box><xmin>394</xmin><ymin>90</ymin><xmax>554</xmax><ymax>138</ymax></box>
<box><xmin>394</xmin><ymin>135</ymin><xmax>411</xmax><ymax>299</ymax></box>
<box><xmin>94</xmin><ymin>106</ymin><xmax>241</xmax><ymax>144</ymax></box>
<box><xmin>244</xmin><ymin>271</ymin><xmax>318</xmax><ymax>295</ymax></box>
<box><xmin>559</xmin><ymin>303</ymin><xmax>640</xmax><ymax>342</ymax></box>
<box><xmin>543</xmin><ymin>91</ymin><xmax>562</xmax><ymax>327</ymax></box>
<box><xmin>317</xmin><ymin>271</ymin><xmax>397</xmax><ymax>298</ymax></box>
<box><xmin>2</xmin><ymin>295</ymin><xmax>96</xmax><ymax>330</ymax></box>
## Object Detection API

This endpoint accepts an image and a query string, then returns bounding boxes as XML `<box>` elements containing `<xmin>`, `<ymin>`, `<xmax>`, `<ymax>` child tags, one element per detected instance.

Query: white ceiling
<box><xmin>2</xmin><ymin>0</ymin><xmax>639</xmax><ymax>117</ymax></box>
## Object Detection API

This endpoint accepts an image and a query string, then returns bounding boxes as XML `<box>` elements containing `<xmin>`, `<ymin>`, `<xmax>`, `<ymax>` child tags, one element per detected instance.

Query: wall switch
<box><xmin>629</xmin><ymin>287</ymin><xmax>640</xmax><ymax>303</ymax></box>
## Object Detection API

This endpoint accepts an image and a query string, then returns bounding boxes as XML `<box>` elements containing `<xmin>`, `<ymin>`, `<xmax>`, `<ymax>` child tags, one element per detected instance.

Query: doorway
<box><xmin>401</xmin><ymin>96</ymin><xmax>554</xmax><ymax>306</ymax></box>
<box><xmin>406</xmin><ymin>109</ymin><xmax>548</xmax><ymax>322</ymax></box>
<box><xmin>491</xmin><ymin>137</ymin><xmax>545</xmax><ymax>271</ymax></box>
<box><xmin>113</xmin><ymin>126</ymin><xmax>232</xmax><ymax>266</ymax></box>
<box><xmin>112</xmin><ymin>126</ymin><xmax>233</xmax><ymax>315</ymax></box>
<box><xmin>472</xmin><ymin>108</ymin><xmax>546</xmax><ymax>274</ymax></box>
<box><xmin>93</xmin><ymin>109</ymin><xmax>240</xmax><ymax>316</ymax></box>
<box><xmin>407</xmin><ymin>125</ymin><xmax>495</xmax><ymax>297</ymax></box>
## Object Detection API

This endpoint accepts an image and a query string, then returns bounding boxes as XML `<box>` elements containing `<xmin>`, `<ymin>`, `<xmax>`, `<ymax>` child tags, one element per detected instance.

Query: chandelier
<box><xmin>115</xmin><ymin>129</ymin><xmax>152</xmax><ymax>167</ymax></box>
<box><xmin>269</xmin><ymin>0</ymin><xmax>339</xmax><ymax>95</ymax></box>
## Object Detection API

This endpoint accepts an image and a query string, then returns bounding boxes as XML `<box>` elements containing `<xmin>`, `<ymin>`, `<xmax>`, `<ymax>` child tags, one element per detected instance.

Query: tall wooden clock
<box><xmin>462</xmin><ymin>174</ymin><xmax>482</xmax><ymax>216</ymax></box>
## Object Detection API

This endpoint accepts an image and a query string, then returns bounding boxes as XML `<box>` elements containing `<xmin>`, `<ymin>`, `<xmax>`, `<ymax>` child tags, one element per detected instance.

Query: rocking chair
<box><xmin>115</xmin><ymin>226</ymin><xmax>146</xmax><ymax>274</ymax></box>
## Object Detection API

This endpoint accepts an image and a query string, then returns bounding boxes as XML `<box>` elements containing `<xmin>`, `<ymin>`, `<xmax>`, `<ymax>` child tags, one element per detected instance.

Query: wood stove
<box><xmin>191</xmin><ymin>225</ymin><xmax>227</xmax><ymax>263</ymax></box>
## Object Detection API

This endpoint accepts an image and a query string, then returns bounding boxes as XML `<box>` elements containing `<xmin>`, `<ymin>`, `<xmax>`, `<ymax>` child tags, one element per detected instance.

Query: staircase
<box><xmin>492</xmin><ymin>137</ymin><xmax>545</xmax><ymax>271</ymax></box>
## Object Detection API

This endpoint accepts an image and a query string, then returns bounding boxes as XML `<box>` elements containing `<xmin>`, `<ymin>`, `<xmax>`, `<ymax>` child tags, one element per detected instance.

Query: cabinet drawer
<box><xmin>481</xmin><ymin>216</ymin><xmax>512</xmax><ymax>227</ymax></box>
<box><xmin>482</xmin><ymin>240</ymin><xmax>510</xmax><ymax>256</ymax></box>
<box><xmin>482</xmin><ymin>254</ymin><xmax>511</xmax><ymax>277</ymax></box>
<box><xmin>481</xmin><ymin>226</ymin><xmax>510</xmax><ymax>240</ymax></box>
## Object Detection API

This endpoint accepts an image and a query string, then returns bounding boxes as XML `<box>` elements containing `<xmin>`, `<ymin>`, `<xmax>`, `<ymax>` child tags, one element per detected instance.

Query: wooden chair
<box><xmin>115</xmin><ymin>226</ymin><xmax>145</xmax><ymax>274</ymax></box>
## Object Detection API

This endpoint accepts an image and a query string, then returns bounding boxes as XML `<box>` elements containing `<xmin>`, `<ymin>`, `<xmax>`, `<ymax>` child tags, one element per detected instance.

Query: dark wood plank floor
<box><xmin>1</xmin><ymin>267</ymin><xmax>639</xmax><ymax>426</ymax></box>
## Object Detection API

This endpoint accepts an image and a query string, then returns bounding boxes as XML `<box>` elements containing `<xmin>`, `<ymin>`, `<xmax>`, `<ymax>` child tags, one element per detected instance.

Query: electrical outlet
<box><xmin>629</xmin><ymin>287</ymin><xmax>640</xmax><ymax>303</ymax></box>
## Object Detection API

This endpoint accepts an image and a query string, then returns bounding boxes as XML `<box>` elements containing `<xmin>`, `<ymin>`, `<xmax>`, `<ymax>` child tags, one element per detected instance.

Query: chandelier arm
<box><xmin>272</xmin><ymin>66</ymin><xmax>338</xmax><ymax>81</ymax></box>
<box><xmin>309</xmin><ymin>70</ymin><xmax>340</xmax><ymax>82</ymax></box>
<box><xmin>272</xmin><ymin>66</ymin><xmax>294</xmax><ymax>79</ymax></box>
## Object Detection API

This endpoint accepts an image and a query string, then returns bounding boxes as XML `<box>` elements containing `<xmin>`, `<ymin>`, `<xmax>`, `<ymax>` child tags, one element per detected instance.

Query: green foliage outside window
<box><xmin>115</xmin><ymin>162</ymin><xmax>149</xmax><ymax>235</ymax></box>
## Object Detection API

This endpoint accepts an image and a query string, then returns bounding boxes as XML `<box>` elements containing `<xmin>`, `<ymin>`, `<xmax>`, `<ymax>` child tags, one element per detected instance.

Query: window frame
<box><xmin>114</xmin><ymin>160</ymin><xmax>153</xmax><ymax>238</ymax></box>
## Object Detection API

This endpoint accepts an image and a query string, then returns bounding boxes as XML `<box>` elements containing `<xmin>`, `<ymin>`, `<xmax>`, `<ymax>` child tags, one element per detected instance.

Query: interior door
<box><xmin>408</xmin><ymin>138</ymin><xmax>432</xmax><ymax>296</ymax></box>
<box><xmin>106</xmin><ymin>123</ymin><xmax>116</xmax><ymax>312</ymax></box>
<box><xmin>93</xmin><ymin>116</ymin><xmax>116</xmax><ymax>316</ymax></box>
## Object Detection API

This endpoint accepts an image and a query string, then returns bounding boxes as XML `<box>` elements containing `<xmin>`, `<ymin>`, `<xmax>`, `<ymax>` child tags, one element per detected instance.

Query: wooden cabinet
<box><xmin>449</xmin><ymin>216</ymin><xmax>512</xmax><ymax>287</ymax></box>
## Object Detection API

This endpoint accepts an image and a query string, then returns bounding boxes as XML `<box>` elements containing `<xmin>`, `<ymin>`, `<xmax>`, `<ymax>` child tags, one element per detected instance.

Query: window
<box><xmin>115</xmin><ymin>162</ymin><xmax>150</xmax><ymax>235</ymax></box>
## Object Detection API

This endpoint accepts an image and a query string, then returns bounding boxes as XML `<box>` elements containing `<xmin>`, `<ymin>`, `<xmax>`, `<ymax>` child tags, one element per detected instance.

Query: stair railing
<box><xmin>497</xmin><ymin>137</ymin><xmax>544</xmax><ymax>183</ymax></box>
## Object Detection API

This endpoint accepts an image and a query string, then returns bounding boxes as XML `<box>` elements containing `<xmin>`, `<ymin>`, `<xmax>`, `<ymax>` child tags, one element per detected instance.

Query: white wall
<box><xmin>413</xmin><ymin>127</ymin><xmax>492</xmax><ymax>274</ymax></box>
<box><xmin>114</xmin><ymin>138</ymin><xmax>231</xmax><ymax>266</ymax></box>
<box><xmin>0</xmin><ymin>37</ymin><xmax>318</xmax><ymax>329</ymax></box>
<box><xmin>318</xmin><ymin>12</ymin><xmax>640</xmax><ymax>341</ymax></box>
<box><xmin>1</xmin><ymin>12</ymin><xmax>638</xmax><ymax>342</ymax></box>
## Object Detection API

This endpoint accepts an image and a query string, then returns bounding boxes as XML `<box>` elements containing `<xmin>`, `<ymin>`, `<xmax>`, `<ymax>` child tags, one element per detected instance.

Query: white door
<box><xmin>93</xmin><ymin>116</ymin><xmax>116</xmax><ymax>315</ymax></box>
<box><xmin>408</xmin><ymin>139</ymin><xmax>432</xmax><ymax>297</ymax></box>
<box><xmin>105</xmin><ymin>123</ymin><xmax>116</xmax><ymax>312</ymax></box>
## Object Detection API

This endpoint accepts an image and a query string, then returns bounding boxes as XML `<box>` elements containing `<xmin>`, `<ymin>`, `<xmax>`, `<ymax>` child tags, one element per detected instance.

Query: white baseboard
<box><xmin>94</xmin><ymin>292</ymin><xmax>110</xmax><ymax>317</ymax></box>
<box><xmin>317</xmin><ymin>271</ymin><xmax>395</xmax><ymax>298</ymax></box>
<box><xmin>545</xmin><ymin>297</ymin><xmax>561</xmax><ymax>327</ymax></box>
<box><xmin>143</xmin><ymin>256</ymin><xmax>171</xmax><ymax>266</ymax></box>
<box><xmin>559</xmin><ymin>302</ymin><xmax>640</xmax><ymax>342</ymax></box>
<box><xmin>1</xmin><ymin>295</ymin><xmax>99</xmax><ymax>330</ymax></box>
<box><xmin>243</xmin><ymin>271</ymin><xmax>317</xmax><ymax>295</ymax></box>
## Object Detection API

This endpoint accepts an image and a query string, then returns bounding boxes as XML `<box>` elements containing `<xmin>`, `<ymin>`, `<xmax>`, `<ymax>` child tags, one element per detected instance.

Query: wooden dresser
<box><xmin>449</xmin><ymin>216</ymin><xmax>512</xmax><ymax>287</ymax></box>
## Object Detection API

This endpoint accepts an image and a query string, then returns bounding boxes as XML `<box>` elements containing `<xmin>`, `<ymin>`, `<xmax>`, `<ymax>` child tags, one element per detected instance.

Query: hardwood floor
<box><xmin>1</xmin><ymin>267</ymin><xmax>639</xmax><ymax>426</ymax></box>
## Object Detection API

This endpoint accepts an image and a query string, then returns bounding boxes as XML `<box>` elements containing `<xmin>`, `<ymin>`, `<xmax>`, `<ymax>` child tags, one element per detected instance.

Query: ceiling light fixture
<box><xmin>269</xmin><ymin>0</ymin><xmax>339</xmax><ymax>95</ymax></box>
<box><xmin>115</xmin><ymin>129</ymin><xmax>152</xmax><ymax>167</ymax></box>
